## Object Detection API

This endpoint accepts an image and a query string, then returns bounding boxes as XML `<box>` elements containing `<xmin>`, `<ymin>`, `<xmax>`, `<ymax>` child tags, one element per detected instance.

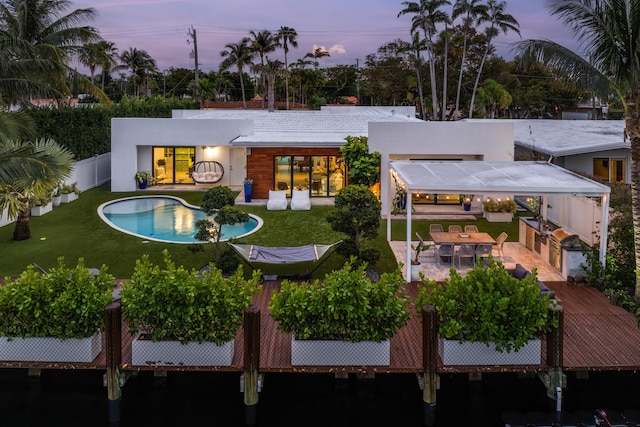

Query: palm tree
<box><xmin>304</xmin><ymin>47</ymin><xmax>330</xmax><ymax>69</ymax></box>
<box><xmin>119</xmin><ymin>47</ymin><xmax>157</xmax><ymax>97</ymax></box>
<box><xmin>513</xmin><ymin>0</ymin><xmax>640</xmax><ymax>297</ymax></box>
<box><xmin>0</xmin><ymin>138</ymin><xmax>73</xmax><ymax>241</ymax></box>
<box><xmin>249</xmin><ymin>30</ymin><xmax>278</xmax><ymax>108</ymax></box>
<box><xmin>468</xmin><ymin>0</ymin><xmax>519</xmax><ymax>118</ymax></box>
<box><xmin>276</xmin><ymin>26</ymin><xmax>298</xmax><ymax>109</ymax></box>
<box><xmin>398</xmin><ymin>0</ymin><xmax>451</xmax><ymax>121</ymax></box>
<box><xmin>94</xmin><ymin>41</ymin><xmax>119</xmax><ymax>91</ymax></box>
<box><xmin>252</xmin><ymin>59</ymin><xmax>285</xmax><ymax>112</ymax></box>
<box><xmin>402</xmin><ymin>33</ymin><xmax>428</xmax><ymax>120</ymax></box>
<box><xmin>452</xmin><ymin>0</ymin><xmax>488</xmax><ymax>119</ymax></box>
<box><xmin>0</xmin><ymin>0</ymin><xmax>108</xmax><ymax>103</ymax></box>
<box><xmin>220</xmin><ymin>38</ymin><xmax>255</xmax><ymax>109</ymax></box>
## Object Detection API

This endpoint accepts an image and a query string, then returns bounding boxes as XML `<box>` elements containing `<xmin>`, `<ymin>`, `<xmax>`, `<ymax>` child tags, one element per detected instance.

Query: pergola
<box><xmin>387</xmin><ymin>161</ymin><xmax>611</xmax><ymax>282</ymax></box>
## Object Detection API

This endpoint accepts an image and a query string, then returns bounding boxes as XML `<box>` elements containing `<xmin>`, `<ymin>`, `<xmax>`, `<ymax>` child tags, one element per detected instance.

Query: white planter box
<box><xmin>0</xmin><ymin>333</ymin><xmax>102</xmax><ymax>363</ymax></box>
<box><xmin>131</xmin><ymin>335</ymin><xmax>234</xmax><ymax>366</ymax></box>
<box><xmin>52</xmin><ymin>196</ymin><xmax>61</xmax><ymax>207</ymax></box>
<box><xmin>485</xmin><ymin>212</ymin><xmax>514</xmax><ymax>223</ymax></box>
<box><xmin>291</xmin><ymin>337</ymin><xmax>390</xmax><ymax>366</ymax></box>
<box><xmin>31</xmin><ymin>202</ymin><xmax>53</xmax><ymax>216</ymax></box>
<box><xmin>60</xmin><ymin>193</ymin><xmax>78</xmax><ymax>203</ymax></box>
<box><xmin>439</xmin><ymin>338</ymin><xmax>541</xmax><ymax>366</ymax></box>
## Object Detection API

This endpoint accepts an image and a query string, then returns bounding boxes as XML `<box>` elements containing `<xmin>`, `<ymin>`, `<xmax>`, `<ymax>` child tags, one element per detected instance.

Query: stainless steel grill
<box><xmin>549</xmin><ymin>228</ymin><xmax>581</xmax><ymax>272</ymax></box>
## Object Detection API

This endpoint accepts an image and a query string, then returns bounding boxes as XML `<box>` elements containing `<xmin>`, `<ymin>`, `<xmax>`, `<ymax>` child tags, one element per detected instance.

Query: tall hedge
<box><xmin>25</xmin><ymin>96</ymin><xmax>199</xmax><ymax>160</ymax></box>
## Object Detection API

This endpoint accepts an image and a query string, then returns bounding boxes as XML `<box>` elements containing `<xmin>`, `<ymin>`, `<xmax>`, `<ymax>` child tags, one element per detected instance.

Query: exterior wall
<box><xmin>111</xmin><ymin>118</ymin><xmax>251</xmax><ymax>191</ymax></box>
<box><xmin>547</xmin><ymin>195</ymin><xmax>601</xmax><ymax>247</ymax></box>
<box><xmin>247</xmin><ymin>147</ymin><xmax>343</xmax><ymax>199</ymax></box>
<box><xmin>369</xmin><ymin>120</ymin><xmax>514</xmax><ymax>215</ymax></box>
<box><xmin>563</xmin><ymin>149</ymin><xmax>631</xmax><ymax>183</ymax></box>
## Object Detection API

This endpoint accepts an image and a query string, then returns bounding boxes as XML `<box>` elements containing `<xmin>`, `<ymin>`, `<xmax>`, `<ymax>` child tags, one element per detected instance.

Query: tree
<box><xmin>276</xmin><ymin>26</ymin><xmax>298</xmax><ymax>109</ymax></box>
<box><xmin>119</xmin><ymin>47</ymin><xmax>157</xmax><ymax>97</ymax></box>
<box><xmin>0</xmin><ymin>138</ymin><xmax>73</xmax><ymax>241</ymax></box>
<box><xmin>339</xmin><ymin>136</ymin><xmax>381</xmax><ymax>188</ymax></box>
<box><xmin>475</xmin><ymin>78</ymin><xmax>511</xmax><ymax>118</ymax></box>
<box><xmin>0</xmin><ymin>0</ymin><xmax>108</xmax><ymax>103</ymax></box>
<box><xmin>452</xmin><ymin>0</ymin><xmax>488</xmax><ymax>119</ymax></box>
<box><xmin>249</xmin><ymin>30</ymin><xmax>278</xmax><ymax>108</ymax></box>
<box><xmin>398</xmin><ymin>0</ymin><xmax>451</xmax><ymax>120</ymax></box>
<box><xmin>220</xmin><ymin>38</ymin><xmax>254</xmax><ymax>109</ymax></box>
<box><xmin>513</xmin><ymin>0</ymin><xmax>640</xmax><ymax>297</ymax></box>
<box><xmin>468</xmin><ymin>0</ymin><xmax>519</xmax><ymax>118</ymax></box>
<box><xmin>304</xmin><ymin>47</ymin><xmax>330</xmax><ymax>69</ymax></box>
<box><xmin>252</xmin><ymin>59</ymin><xmax>285</xmax><ymax>112</ymax></box>
<box><xmin>197</xmin><ymin>186</ymin><xmax>249</xmax><ymax>261</ymax></box>
<box><xmin>326</xmin><ymin>185</ymin><xmax>381</xmax><ymax>265</ymax></box>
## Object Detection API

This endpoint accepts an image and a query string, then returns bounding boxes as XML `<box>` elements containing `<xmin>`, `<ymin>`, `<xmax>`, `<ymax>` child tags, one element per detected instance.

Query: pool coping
<box><xmin>97</xmin><ymin>195</ymin><xmax>263</xmax><ymax>244</ymax></box>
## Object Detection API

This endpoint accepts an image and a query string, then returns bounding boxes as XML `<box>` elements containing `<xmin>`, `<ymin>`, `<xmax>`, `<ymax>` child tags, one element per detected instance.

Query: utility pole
<box><xmin>356</xmin><ymin>58</ymin><xmax>360</xmax><ymax>105</ymax></box>
<box><xmin>187</xmin><ymin>26</ymin><xmax>199</xmax><ymax>94</ymax></box>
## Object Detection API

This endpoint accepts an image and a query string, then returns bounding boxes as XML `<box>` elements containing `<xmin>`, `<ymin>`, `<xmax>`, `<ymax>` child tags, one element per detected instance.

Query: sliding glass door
<box><xmin>273</xmin><ymin>154</ymin><xmax>345</xmax><ymax>197</ymax></box>
<box><xmin>153</xmin><ymin>147</ymin><xmax>195</xmax><ymax>185</ymax></box>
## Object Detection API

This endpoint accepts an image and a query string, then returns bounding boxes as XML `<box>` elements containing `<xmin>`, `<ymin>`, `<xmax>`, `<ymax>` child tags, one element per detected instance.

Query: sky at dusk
<box><xmin>73</xmin><ymin>0</ymin><xmax>581</xmax><ymax>73</ymax></box>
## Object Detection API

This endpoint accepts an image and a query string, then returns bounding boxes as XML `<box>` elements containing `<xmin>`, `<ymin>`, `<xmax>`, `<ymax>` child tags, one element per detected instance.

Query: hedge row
<box><xmin>26</xmin><ymin>96</ymin><xmax>199</xmax><ymax>160</ymax></box>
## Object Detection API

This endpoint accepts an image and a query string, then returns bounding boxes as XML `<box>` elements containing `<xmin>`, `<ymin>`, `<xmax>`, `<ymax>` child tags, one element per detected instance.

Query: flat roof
<box><xmin>513</xmin><ymin>119</ymin><xmax>627</xmax><ymax>156</ymax></box>
<box><xmin>186</xmin><ymin>108</ymin><xmax>421</xmax><ymax>146</ymax></box>
<box><xmin>389</xmin><ymin>160</ymin><xmax>610</xmax><ymax>196</ymax></box>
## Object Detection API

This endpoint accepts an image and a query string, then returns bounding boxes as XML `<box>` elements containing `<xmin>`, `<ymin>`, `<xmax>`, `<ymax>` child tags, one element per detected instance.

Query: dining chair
<box><xmin>438</xmin><ymin>243</ymin><xmax>455</xmax><ymax>266</ymax></box>
<box><xmin>448</xmin><ymin>225</ymin><xmax>463</xmax><ymax>233</ymax></box>
<box><xmin>456</xmin><ymin>243</ymin><xmax>476</xmax><ymax>269</ymax></box>
<box><xmin>429</xmin><ymin>224</ymin><xmax>444</xmax><ymax>234</ymax></box>
<box><xmin>492</xmin><ymin>232</ymin><xmax>508</xmax><ymax>259</ymax></box>
<box><xmin>475</xmin><ymin>244</ymin><xmax>492</xmax><ymax>266</ymax></box>
<box><xmin>464</xmin><ymin>225</ymin><xmax>479</xmax><ymax>233</ymax></box>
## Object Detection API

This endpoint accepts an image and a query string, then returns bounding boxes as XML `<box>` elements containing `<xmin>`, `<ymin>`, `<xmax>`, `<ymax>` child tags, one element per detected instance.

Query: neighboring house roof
<box><xmin>186</xmin><ymin>107</ymin><xmax>420</xmax><ymax>147</ymax></box>
<box><xmin>513</xmin><ymin>119</ymin><xmax>627</xmax><ymax>156</ymax></box>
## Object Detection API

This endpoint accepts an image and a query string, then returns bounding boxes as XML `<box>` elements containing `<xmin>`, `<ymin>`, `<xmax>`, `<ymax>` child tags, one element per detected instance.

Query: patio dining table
<box><xmin>430</xmin><ymin>231</ymin><xmax>496</xmax><ymax>246</ymax></box>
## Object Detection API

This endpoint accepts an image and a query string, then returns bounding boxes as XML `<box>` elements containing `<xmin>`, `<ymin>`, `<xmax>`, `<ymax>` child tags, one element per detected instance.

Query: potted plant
<box><xmin>243</xmin><ymin>178</ymin><xmax>253</xmax><ymax>202</ymax></box>
<box><xmin>269</xmin><ymin>258</ymin><xmax>410</xmax><ymax>366</ymax></box>
<box><xmin>410</xmin><ymin>239</ymin><xmax>430</xmax><ymax>281</ymax></box>
<box><xmin>30</xmin><ymin>193</ymin><xmax>53</xmax><ymax>216</ymax></box>
<box><xmin>60</xmin><ymin>182</ymin><xmax>80</xmax><ymax>203</ymax></box>
<box><xmin>482</xmin><ymin>197</ymin><xmax>517</xmax><ymax>222</ymax></box>
<box><xmin>461</xmin><ymin>194</ymin><xmax>474</xmax><ymax>211</ymax></box>
<box><xmin>0</xmin><ymin>258</ymin><xmax>114</xmax><ymax>362</ymax></box>
<box><xmin>134</xmin><ymin>171</ymin><xmax>154</xmax><ymax>189</ymax></box>
<box><xmin>52</xmin><ymin>185</ymin><xmax>62</xmax><ymax>207</ymax></box>
<box><xmin>120</xmin><ymin>250</ymin><xmax>262</xmax><ymax>366</ymax></box>
<box><xmin>417</xmin><ymin>258</ymin><xmax>556</xmax><ymax>365</ymax></box>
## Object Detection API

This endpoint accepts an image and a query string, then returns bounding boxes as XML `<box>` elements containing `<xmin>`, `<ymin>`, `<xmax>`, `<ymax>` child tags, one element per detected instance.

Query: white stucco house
<box><xmin>514</xmin><ymin>120</ymin><xmax>629</xmax><ymax>184</ymax></box>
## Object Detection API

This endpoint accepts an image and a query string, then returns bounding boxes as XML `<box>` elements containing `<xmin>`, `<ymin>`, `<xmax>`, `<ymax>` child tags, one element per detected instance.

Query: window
<box><xmin>593</xmin><ymin>157</ymin><xmax>626</xmax><ymax>183</ymax></box>
<box><xmin>273</xmin><ymin>154</ymin><xmax>345</xmax><ymax>196</ymax></box>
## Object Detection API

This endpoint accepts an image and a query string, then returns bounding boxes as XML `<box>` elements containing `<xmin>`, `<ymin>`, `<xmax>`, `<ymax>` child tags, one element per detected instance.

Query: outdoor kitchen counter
<box><xmin>519</xmin><ymin>217</ymin><xmax>552</xmax><ymax>264</ymax></box>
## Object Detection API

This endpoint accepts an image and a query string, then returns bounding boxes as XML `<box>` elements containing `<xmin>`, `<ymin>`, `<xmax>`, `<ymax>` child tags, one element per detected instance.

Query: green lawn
<box><xmin>0</xmin><ymin>185</ymin><xmax>521</xmax><ymax>279</ymax></box>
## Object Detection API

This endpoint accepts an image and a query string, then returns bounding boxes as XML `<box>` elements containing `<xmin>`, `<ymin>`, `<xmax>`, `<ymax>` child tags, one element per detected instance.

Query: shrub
<box><xmin>121</xmin><ymin>251</ymin><xmax>262</xmax><ymax>345</ymax></box>
<box><xmin>269</xmin><ymin>258</ymin><xmax>409</xmax><ymax>342</ymax></box>
<box><xmin>0</xmin><ymin>259</ymin><xmax>114</xmax><ymax>339</ymax></box>
<box><xmin>482</xmin><ymin>197</ymin><xmax>517</xmax><ymax>213</ymax></box>
<box><xmin>417</xmin><ymin>258</ymin><xmax>555</xmax><ymax>352</ymax></box>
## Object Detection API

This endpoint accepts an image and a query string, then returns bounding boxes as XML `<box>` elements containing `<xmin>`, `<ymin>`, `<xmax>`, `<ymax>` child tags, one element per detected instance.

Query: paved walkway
<box><xmin>389</xmin><ymin>241</ymin><xmax>565</xmax><ymax>282</ymax></box>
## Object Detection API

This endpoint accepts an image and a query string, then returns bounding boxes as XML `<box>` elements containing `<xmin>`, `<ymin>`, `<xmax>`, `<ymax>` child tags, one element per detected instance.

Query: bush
<box><xmin>0</xmin><ymin>259</ymin><xmax>114</xmax><ymax>339</ymax></box>
<box><xmin>482</xmin><ymin>197</ymin><xmax>517</xmax><ymax>213</ymax></box>
<box><xmin>417</xmin><ymin>258</ymin><xmax>555</xmax><ymax>352</ymax></box>
<box><xmin>121</xmin><ymin>251</ymin><xmax>261</xmax><ymax>345</ymax></box>
<box><xmin>269</xmin><ymin>258</ymin><xmax>409</xmax><ymax>342</ymax></box>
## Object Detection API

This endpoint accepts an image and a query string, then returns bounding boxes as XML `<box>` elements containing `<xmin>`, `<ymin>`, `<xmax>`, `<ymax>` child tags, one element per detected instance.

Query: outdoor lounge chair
<box><xmin>290</xmin><ymin>189</ymin><xmax>311</xmax><ymax>211</ymax></box>
<box><xmin>267</xmin><ymin>190</ymin><xmax>287</xmax><ymax>210</ymax></box>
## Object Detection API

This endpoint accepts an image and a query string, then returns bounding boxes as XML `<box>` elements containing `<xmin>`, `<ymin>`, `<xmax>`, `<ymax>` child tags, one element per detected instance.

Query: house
<box><xmin>110</xmin><ymin>106</ymin><xmax>514</xmax><ymax>212</ymax></box>
<box><xmin>514</xmin><ymin>119</ymin><xmax>629</xmax><ymax>183</ymax></box>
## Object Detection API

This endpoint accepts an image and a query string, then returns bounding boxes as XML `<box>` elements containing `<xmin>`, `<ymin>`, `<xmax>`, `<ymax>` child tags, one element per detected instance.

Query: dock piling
<box><xmin>243</xmin><ymin>304</ymin><xmax>261</xmax><ymax>426</ymax></box>
<box><xmin>422</xmin><ymin>305</ymin><xmax>438</xmax><ymax>426</ymax></box>
<box><xmin>104</xmin><ymin>301</ymin><xmax>122</xmax><ymax>423</ymax></box>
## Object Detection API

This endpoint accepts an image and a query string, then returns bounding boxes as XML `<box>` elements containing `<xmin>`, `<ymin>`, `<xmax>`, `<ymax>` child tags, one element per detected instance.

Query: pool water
<box><xmin>98</xmin><ymin>196</ymin><xmax>261</xmax><ymax>244</ymax></box>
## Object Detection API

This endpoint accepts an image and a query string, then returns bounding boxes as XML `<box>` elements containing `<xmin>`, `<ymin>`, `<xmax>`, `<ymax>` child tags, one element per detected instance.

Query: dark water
<box><xmin>1</xmin><ymin>369</ymin><xmax>638</xmax><ymax>426</ymax></box>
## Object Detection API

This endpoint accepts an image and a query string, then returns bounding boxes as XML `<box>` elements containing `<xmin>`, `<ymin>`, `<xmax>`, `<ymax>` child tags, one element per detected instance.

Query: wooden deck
<box><xmin>1</xmin><ymin>280</ymin><xmax>639</xmax><ymax>374</ymax></box>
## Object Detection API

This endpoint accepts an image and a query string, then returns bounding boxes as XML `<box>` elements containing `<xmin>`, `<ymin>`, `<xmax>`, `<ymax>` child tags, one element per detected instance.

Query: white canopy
<box><xmin>386</xmin><ymin>161</ymin><xmax>611</xmax><ymax>282</ymax></box>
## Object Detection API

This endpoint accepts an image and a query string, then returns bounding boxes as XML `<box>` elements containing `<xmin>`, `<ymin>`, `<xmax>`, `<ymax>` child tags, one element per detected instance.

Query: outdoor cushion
<box><xmin>267</xmin><ymin>190</ymin><xmax>287</xmax><ymax>211</ymax></box>
<box><xmin>514</xmin><ymin>264</ymin><xmax>531</xmax><ymax>280</ymax></box>
<box><xmin>290</xmin><ymin>190</ymin><xmax>311</xmax><ymax>211</ymax></box>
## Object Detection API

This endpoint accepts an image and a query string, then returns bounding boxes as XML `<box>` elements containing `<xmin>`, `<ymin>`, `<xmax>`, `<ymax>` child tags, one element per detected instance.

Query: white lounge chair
<box><xmin>267</xmin><ymin>190</ymin><xmax>287</xmax><ymax>210</ymax></box>
<box><xmin>290</xmin><ymin>189</ymin><xmax>311</xmax><ymax>211</ymax></box>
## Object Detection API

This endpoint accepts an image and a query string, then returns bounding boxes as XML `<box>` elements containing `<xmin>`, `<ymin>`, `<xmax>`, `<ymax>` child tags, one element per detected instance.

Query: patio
<box><xmin>389</xmin><ymin>240</ymin><xmax>565</xmax><ymax>282</ymax></box>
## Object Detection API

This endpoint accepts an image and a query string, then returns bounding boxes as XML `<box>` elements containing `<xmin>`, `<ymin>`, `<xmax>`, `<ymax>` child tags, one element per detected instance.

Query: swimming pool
<box><xmin>98</xmin><ymin>196</ymin><xmax>262</xmax><ymax>244</ymax></box>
